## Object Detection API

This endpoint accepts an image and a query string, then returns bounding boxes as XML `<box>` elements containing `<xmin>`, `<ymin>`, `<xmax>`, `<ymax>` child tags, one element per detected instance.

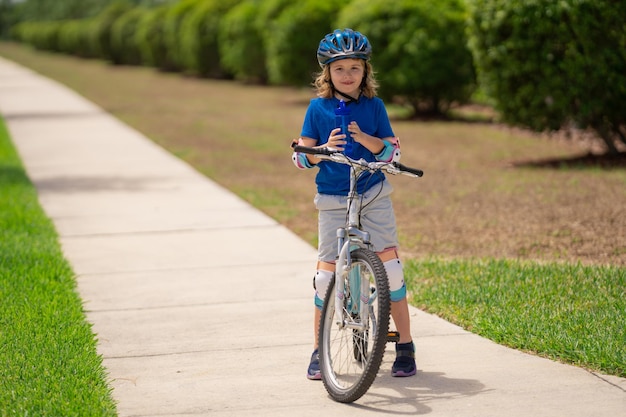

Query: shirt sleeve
<box><xmin>375</xmin><ymin>98</ymin><xmax>395</xmax><ymax>138</ymax></box>
<box><xmin>300</xmin><ymin>100</ymin><xmax>320</xmax><ymax>142</ymax></box>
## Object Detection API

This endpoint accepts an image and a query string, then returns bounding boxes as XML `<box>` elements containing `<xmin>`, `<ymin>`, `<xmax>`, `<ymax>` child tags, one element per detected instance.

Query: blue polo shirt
<box><xmin>300</xmin><ymin>96</ymin><xmax>394</xmax><ymax>195</ymax></box>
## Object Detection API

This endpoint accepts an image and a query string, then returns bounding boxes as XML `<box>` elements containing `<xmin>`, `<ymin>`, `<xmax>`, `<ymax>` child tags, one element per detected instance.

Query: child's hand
<box><xmin>348</xmin><ymin>121</ymin><xmax>365</xmax><ymax>143</ymax></box>
<box><xmin>327</xmin><ymin>127</ymin><xmax>347</xmax><ymax>150</ymax></box>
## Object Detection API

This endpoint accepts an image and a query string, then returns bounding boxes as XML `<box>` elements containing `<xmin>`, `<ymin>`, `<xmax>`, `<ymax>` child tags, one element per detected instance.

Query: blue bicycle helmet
<box><xmin>317</xmin><ymin>28</ymin><xmax>372</xmax><ymax>66</ymax></box>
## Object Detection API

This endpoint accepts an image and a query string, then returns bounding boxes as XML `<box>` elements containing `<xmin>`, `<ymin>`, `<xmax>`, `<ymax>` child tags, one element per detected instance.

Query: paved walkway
<box><xmin>0</xmin><ymin>56</ymin><xmax>624</xmax><ymax>417</ymax></box>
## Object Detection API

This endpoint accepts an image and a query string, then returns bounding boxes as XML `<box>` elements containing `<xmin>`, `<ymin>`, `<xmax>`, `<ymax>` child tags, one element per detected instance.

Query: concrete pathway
<box><xmin>0</xmin><ymin>56</ymin><xmax>624</xmax><ymax>417</ymax></box>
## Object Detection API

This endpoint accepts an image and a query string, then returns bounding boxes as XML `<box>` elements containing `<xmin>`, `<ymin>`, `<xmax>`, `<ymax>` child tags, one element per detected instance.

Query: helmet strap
<box><xmin>330</xmin><ymin>83</ymin><xmax>361</xmax><ymax>104</ymax></box>
<box><xmin>336</xmin><ymin>89</ymin><xmax>360</xmax><ymax>104</ymax></box>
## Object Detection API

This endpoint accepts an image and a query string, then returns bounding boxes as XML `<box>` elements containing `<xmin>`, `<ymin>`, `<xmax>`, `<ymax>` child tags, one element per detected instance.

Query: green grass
<box><xmin>405</xmin><ymin>258</ymin><xmax>626</xmax><ymax>377</ymax></box>
<box><xmin>0</xmin><ymin>117</ymin><xmax>117</xmax><ymax>415</ymax></box>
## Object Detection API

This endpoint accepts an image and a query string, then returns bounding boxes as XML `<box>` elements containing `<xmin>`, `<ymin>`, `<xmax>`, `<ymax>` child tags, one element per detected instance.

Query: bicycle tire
<box><xmin>318</xmin><ymin>248</ymin><xmax>390</xmax><ymax>403</ymax></box>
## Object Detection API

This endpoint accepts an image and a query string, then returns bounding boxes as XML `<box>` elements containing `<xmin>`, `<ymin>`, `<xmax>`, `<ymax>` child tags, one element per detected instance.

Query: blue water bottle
<box><xmin>335</xmin><ymin>100</ymin><xmax>352</xmax><ymax>156</ymax></box>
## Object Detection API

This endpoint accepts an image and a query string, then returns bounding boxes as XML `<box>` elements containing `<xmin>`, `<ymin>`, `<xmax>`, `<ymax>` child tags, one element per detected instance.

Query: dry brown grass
<box><xmin>2</xmin><ymin>41</ymin><xmax>625</xmax><ymax>266</ymax></box>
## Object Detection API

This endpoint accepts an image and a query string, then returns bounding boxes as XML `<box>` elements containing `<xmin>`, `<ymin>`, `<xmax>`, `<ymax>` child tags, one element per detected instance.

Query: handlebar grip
<box><xmin>396</xmin><ymin>162</ymin><xmax>424</xmax><ymax>177</ymax></box>
<box><xmin>292</xmin><ymin>143</ymin><xmax>333</xmax><ymax>156</ymax></box>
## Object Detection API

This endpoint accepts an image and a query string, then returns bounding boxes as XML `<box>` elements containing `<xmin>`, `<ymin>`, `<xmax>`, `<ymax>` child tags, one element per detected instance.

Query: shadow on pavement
<box><xmin>345</xmin><ymin>371</ymin><xmax>487</xmax><ymax>415</ymax></box>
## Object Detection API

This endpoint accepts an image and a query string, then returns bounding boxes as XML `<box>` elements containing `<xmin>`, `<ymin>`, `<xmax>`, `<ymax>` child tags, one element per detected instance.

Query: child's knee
<box><xmin>383</xmin><ymin>258</ymin><xmax>406</xmax><ymax>302</ymax></box>
<box><xmin>314</xmin><ymin>269</ymin><xmax>334</xmax><ymax>309</ymax></box>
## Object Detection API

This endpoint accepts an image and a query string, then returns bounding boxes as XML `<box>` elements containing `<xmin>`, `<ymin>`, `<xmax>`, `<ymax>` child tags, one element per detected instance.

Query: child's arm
<box><xmin>291</xmin><ymin>137</ymin><xmax>319</xmax><ymax>169</ymax></box>
<box><xmin>374</xmin><ymin>136</ymin><xmax>401</xmax><ymax>163</ymax></box>
<box><xmin>348</xmin><ymin>122</ymin><xmax>401</xmax><ymax>163</ymax></box>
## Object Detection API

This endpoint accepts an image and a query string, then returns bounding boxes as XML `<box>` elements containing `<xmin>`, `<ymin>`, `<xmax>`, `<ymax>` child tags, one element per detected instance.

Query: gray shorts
<box><xmin>314</xmin><ymin>180</ymin><xmax>399</xmax><ymax>262</ymax></box>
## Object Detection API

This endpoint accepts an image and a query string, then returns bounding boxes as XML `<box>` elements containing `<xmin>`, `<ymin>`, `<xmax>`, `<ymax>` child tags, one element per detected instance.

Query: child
<box><xmin>292</xmin><ymin>28</ymin><xmax>416</xmax><ymax>380</ymax></box>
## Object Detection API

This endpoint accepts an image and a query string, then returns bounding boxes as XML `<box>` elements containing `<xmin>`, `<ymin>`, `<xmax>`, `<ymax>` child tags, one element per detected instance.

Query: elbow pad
<box><xmin>375</xmin><ymin>137</ymin><xmax>401</xmax><ymax>163</ymax></box>
<box><xmin>292</xmin><ymin>152</ymin><xmax>313</xmax><ymax>169</ymax></box>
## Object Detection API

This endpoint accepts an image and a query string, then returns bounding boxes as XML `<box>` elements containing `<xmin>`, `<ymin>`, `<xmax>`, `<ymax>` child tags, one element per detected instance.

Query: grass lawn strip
<box><xmin>405</xmin><ymin>259</ymin><xmax>626</xmax><ymax>377</ymax></box>
<box><xmin>0</xmin><ymin>116</ymin><xmax>117</xmax><ymax>414</ymax></box>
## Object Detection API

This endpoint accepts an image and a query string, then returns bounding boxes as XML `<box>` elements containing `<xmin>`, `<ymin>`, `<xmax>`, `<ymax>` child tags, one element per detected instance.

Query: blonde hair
<box><xmin>313</xmin><ymin>60</ymin><xmax>379</xmax><ymax>99</ymax></box>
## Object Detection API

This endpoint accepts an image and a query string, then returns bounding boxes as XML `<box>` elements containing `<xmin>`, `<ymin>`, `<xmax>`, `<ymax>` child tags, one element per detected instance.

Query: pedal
<box><xmin>386</xmin><ymin>331</ymin><xmax>400</xmax><ymax>343</ymax></box>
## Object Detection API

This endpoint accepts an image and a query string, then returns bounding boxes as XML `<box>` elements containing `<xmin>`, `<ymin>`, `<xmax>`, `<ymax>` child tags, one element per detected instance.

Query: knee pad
<box><xmin>314</xmin><ymin>269</ymin><xmax>334</xmax><ymax>310</ymax></box>
<box><xmin>384</xmin><ymin>258</ymin><xmax>406</xmax><ymax>302</ymax></box>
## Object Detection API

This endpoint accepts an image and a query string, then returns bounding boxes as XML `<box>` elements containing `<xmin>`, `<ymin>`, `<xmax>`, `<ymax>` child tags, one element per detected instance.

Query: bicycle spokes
<box><xmin>318</xmin><ymin>249</ymin><xmax>390</xmax><ymax>403</ymax></box>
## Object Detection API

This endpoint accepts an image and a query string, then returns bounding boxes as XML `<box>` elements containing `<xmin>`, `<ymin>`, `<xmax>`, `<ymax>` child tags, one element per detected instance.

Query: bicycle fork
<box><xmin>334</xmin><ymin>233</ymin><xmax>372</xmax><ymax>331</ymax></box>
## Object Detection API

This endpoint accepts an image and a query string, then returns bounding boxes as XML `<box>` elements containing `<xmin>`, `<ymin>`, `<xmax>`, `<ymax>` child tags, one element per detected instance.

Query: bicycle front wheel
<box><xmin>318</xmin><ymin>248</ymin><xmax>390</xmax><ymax>403</ymax></box>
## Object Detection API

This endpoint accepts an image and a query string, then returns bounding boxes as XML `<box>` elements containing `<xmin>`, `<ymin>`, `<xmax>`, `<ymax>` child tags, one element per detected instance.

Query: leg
<box><xmin>390</xmin><ymin>298</ymin><xmax>412</xmax><ymax>344</ymax></box>
<box><xmin>377</xmin><ymin>248</ymin><xmax>413</xmax><ymax>343</ymax></box>
<box><xmin>307</xmin><ymin>306</ymin><xmax>323</xmax><ymax>380</ymax></box>
<box><xmin>308</xmin><ymin>260</ymin><xmax>334</xmax><ymax>380</ymax></box>
<box><xmin>377</xmin><ymin>248</ymin><xmax>416</xmax><ymax>377</ymax></box>
<box><xmin>313</xmin><ymin>307</ymin><xmax>322</xmax><ymax>349</ymax></box>
<box><xmin>313</xmin><ymin>260</ymin><xmax>335</xmax><ymax>349</ymax></box>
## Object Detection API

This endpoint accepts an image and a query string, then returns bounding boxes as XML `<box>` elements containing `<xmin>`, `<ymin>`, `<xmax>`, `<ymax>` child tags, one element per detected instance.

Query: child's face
<box><xmin>329</xmin><ymin>59</ymin><xmax>365</xmax><ymax>98</ymax></box>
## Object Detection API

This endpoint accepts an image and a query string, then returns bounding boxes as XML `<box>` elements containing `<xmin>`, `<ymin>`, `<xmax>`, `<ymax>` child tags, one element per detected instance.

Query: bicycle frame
<box><xmin>334</xmin><ymin>161</ymin><xmax>375</xmax><ymax>330</ymax></box>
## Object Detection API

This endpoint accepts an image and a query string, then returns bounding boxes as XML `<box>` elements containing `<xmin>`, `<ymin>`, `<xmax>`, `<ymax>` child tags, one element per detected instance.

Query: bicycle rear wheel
<box><xmin>318</xmin><ymin>248</ymin><xmax>390</xmax><ymax>403</ymax></box>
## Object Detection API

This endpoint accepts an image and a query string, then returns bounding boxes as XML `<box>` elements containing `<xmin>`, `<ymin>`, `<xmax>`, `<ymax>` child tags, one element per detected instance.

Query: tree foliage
<box><xmin>467</xmin><ymin>0</ymin><xmax>626</xmax><ymax>153</ymax></box>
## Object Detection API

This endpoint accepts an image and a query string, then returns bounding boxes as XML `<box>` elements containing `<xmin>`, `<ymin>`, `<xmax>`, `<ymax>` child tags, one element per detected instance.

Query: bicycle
<box><xmin>292</xmin><ymin>143</ymin><xmax>423</xmax><ymax>403</ymax></box>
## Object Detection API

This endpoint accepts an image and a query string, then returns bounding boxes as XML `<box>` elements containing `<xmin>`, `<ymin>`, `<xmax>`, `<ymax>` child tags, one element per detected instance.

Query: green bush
<box><xmin>179</xmin><ymin>0</ymin><xmax>240</xmax><ymax>77</ymax></box>
<box><xmin>219</xmin><ymin>0</ymin><xmax>267</xmax><ymax>83</ymax></box>
<box><xmin>253</xmin><ymin>0</ymin><xmax>293</xmax><ymax>79</ymax></box>
<box><xmin>57</xmin><ymin>19</ymin><xmax>97</xmax><ymax>58</ymax></box>
<box><xmin>264</xmin><ymin>0</ymin><xmax>341</xmax><ymax>86</ymax></box>
<box><xmin>90</xmin><ymin>0</ymin><xmax>133</xmax><ymax>63</ymax></box>
<box><xmin>162</xmin><ymin>0</ymin><xmax>201</xmax><ymax>72</ymax></box>
<box><xmin>135</xmin><ymin>5</ymin><xmax>170</xmax><ymax>69</ymax></box>
<box><xmin>337</xmin><ymin>0</ymin><xmax>476</xmax><ymax>115</ymax></box>
<box><xmin>12</xmin><ymin>21</ymin><xmax>61</xmax><ymax>52</ymax></box>
<box><xmin>0</xmin><ymin>0</ymin><xmax>15</xmax><ymax>39</ymax></box>
<box><xmin>7</xmin><ymin>0</ymin><xmax>105</xmax><ymax>22</ymax></box>
<box><xmin>110</xmin><ymin>7</ymin><xmax>146</xmax><ymax>65</ymax></box>
<box><xmin>467</xmin><ymin>0</ymin><xmax>626</xmax><ymax>153</ymax></box>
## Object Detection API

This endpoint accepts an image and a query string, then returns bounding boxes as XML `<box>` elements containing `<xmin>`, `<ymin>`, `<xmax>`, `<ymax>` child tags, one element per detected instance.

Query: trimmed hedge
<box><xmin>135</xmin><ymin>5</ymin><xmax>170</xmax><ymax>69</ymax></box>
<box><xmin>264</xmin><ymin>0</ymin><xmax>342</xmax><ymax>86</ymax></box>
<box><xmin>4</xmin><ymin>0</ymin><xmax>474</xmax><ymax>113</ymax></box>
<box><xmin>15</xmin><ymin>0</ymin><xmax>622</xmax><ymax>135</ymax></box>
<box><xmin>179</xmin><ymin>0</ymin><xmax>240</xmax><ymax>78</ymax></box>
<box><xmin>467</xmin><ymin>0</ymin><xmax>626</xmax><ymax>152</ymax></box>
<box><xmin>162</xmin><ymin>0</ymin><xmax>200</xmax><ymax>72</ymax></box>
<box><xmin>11</xmin><ymin>21</ymin><xmax>59</xmax><ymax>52</ymax></box>
<box><xmin>219</xmin><ymin>0</ymin><xmax>267</xmax><ymax>83</ymax></box>
<box><xmin>57</xmin><ymin>19</ymin><xmax>96</xmax><ymax>58</ymax></box>
<box><xmin>110</xmin><ymin>7</ymin><xmax>146</xmax><ymax>66</ymax></box>
<box><xmin>91</xmin><ymin>0</ymin><xmax>133</xmax><ymax>64</ymax></box>
<box><xmin>8</xmin><ymin>0</ymin><xmax>477</xmax><ymax>108</ymax></box>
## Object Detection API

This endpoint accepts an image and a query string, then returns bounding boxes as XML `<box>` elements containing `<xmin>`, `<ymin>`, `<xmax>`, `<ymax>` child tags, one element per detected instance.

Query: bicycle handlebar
<box><xmin>291</xmin><ymin>143</ymin><xmax>424</xmax><ymax>178</ymax></box>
